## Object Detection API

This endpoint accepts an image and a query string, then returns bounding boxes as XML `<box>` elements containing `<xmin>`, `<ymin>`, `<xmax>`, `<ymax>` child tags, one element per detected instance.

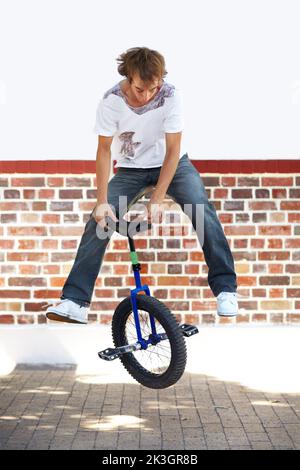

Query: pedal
<box><xmin>98</xmin><ymin>342</ymin><xmax>142</xmax><ymax>361</ymax></box>
<box><xmin>98</xmin><ymin>348</ymin><xmax>121</xmax><ymax>361</ymax></box>
<box><xmin>180</xmin><ymin>323</ymin><xmax>199</xmax><ymax>337</ymax></box>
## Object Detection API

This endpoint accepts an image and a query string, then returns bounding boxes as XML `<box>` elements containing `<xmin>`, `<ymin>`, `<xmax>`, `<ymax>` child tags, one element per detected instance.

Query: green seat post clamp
<box><xmin>130</xmin><ymin>251</ymin><xmax>139</xmax><ymax>265</ymax></box>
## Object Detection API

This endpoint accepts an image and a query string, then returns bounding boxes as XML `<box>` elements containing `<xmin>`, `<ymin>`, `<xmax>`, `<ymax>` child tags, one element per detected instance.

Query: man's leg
<box><xmin>60</xmin><ymin>169</ymin><xmax>150</xmax><ymax>306</ymax></box>
<box><xmin>165</xmin><ymin>155</ymin><xmax>237</xmax><ymax>297</ymax></box>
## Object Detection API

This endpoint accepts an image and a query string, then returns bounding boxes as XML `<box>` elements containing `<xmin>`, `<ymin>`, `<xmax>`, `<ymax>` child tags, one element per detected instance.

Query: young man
<box><xmin>46</xmin><ymin>47</ymin><xmax>238</xmax><ymax>324</ymax></box>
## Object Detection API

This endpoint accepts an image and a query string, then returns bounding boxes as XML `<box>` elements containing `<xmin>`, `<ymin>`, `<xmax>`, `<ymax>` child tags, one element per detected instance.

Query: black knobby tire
<box><xmin>112</xmin><ymin>294</ymin><xmax>187</xmax><ymax>389</ymax></box>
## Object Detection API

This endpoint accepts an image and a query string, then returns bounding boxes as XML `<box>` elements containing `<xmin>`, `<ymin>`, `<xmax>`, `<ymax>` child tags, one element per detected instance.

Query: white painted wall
<box><xmin>1</xmin><ymin>0</ymin><xmax>300</xmax><ymax>161</ymax></box>
<box><xmin>1</xmin><ymin>325</ymin><xmax>299</xmax><ymax>394</ymax></box>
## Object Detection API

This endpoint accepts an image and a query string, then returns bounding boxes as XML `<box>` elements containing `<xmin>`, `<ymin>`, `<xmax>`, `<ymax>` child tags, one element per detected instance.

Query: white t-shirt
<box><xmin>93</xmin><ymin>80</ymin><xmax>186</xmax><ymax>168</ymax></box>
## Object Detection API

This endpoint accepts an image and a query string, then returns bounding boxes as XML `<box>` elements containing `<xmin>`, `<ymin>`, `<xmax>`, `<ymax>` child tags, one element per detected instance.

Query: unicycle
<box><xmin>98</xmin><ymin>215</ymin><xmax>199</xmax><ymax>389</ymax></box>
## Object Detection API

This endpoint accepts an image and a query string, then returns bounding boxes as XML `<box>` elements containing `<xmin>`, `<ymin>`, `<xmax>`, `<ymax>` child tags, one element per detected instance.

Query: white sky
<box><xmin>0</xmin><ymin>0</ymin><xmax>300</xmax><ymax>160</ymax></box>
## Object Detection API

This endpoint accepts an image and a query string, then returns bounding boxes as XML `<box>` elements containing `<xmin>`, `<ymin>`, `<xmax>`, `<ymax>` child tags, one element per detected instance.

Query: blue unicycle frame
<box><xmin>98</xmin><ymin>216</ymin><xmax>198</xmax><ymax>362</ymax></box>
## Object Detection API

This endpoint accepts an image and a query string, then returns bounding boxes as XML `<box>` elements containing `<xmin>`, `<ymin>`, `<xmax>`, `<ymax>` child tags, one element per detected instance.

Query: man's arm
<box><xmin>151</xmin><ymin>132</ymin><xmax>182</xmax><ymax>203</ymax></box>
<box><xmin>96</xmin><ymin>135</ymin><xmax>113</xmax><ymax>204</ymax></box>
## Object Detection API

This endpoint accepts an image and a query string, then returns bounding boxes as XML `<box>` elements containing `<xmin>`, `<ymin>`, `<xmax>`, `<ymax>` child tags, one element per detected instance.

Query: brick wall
<box><xmin>0</xmin><ymin>160</ymin><xmax>299</xmax><ymax>326</ymax></box>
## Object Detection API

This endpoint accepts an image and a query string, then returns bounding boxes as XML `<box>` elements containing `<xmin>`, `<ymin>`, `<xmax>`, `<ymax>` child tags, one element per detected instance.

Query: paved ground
<box><xmin>0</xmin><ymin>366</ymin><xmax>299</xmax><ymax>450</ymax></box>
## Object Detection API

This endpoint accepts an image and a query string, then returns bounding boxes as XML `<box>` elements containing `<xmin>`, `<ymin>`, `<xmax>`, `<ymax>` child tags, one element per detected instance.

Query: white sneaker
<box><xmin>46</xmin><ymin>299</ymin><xmax>88</xmax><ymax>324</ymax></box>
<box><xmin>217</xmin><ymin>292</ymin><xmax>238</xmax><ymax>317</ymax></box>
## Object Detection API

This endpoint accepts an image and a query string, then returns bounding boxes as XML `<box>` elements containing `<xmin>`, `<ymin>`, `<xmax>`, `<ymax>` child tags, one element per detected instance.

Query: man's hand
<box><xmin>92</xmin><ymin>201</ymin><xmax>118</xmax><ymax>228</ymax></box>
<box><xmin>131</xmin><ymin>195</ymin><xmax>164</xmax><ymax>224</ymax></box>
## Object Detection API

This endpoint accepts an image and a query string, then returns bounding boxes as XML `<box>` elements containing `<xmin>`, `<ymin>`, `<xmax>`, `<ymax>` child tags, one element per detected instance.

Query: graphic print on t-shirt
<box><xmin>119</xmin><ymin>131</ymin><xmax>141</xmax><ymax>159</ymax></box>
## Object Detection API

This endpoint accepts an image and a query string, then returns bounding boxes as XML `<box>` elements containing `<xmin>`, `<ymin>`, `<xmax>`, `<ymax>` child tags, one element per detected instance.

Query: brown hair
<box><xmin>116</xmin><ymin>47</ymin><xmax>168</xmax><ymax>84</ymax></box>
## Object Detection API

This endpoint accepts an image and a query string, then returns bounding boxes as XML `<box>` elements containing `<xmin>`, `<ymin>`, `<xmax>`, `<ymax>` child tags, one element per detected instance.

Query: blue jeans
<box><xmin>61</xmin><ymin>153</ymin><xmax>237</xmax><ymax>306</ymax></box>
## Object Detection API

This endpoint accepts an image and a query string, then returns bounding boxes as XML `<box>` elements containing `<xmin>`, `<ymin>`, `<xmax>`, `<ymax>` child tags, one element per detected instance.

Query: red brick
<box><xmin>184</xmin><ymin>314</ymin><xmax>200</xmax><ymax>324</ymax></box>
<box><xmin>249</xmin><ymin>201</ymin><xmax>277</xmax><ymax>210</ymax></box>
<box><xmin>270</xmin><ymin>313</ymin><xmax>284</xmax><ymax>323</ymax></box>
<box><xmin>281</xmin><ymin>201</ymin><xmax>300</xmax><ymax>210</ymax></box>
<box><xmin>184</xmin><ymin>265</ymin><xmax>199</xmax><ymax>274</ymax></box>
<box><xmin>272</xmin><ymin>188</ymin><xmax>287</xmax><ymax>198</ymax></box>
<box><xmin>0</xmin><ymin>202</ymin><xmax>28</xmax><ymax>211</ymax></box>
<box><xmin>219</xmin><ymin>213</ymin><xmax>233</xmax><ymax>223</ymax></box>
<box><xmin>38</xmin><ymin>189</ymin><xmax>55</xmax><ymax>198</ymax></box>
<box><xmin>42</xmin><ymin>214</ymin><xmax>60</xmax><ymax>224</ymax></box>
<box><xmin>51</xmin><ymin>252</ymin><xmax>75</xmax><ymax>262</ymax></box>
<box><xmin>25</xmin><ymin>302</ymin><xmax>49</xmax><ymax>312</ymax></box>
<box><xmin>0</xmin><ymin>178</ymin><xmax>8</xmax><ymax>187</ymax></box>
<box><xmin>43</xmin><ymin>240</ymin><xmax>58</xmax><ymax>249</ymax></box>
<box><xmin>237</xmin><ymin>276</ymin><xmax>257</xmax><ymax>286</ymax></box>
<box><xmin>221</xmin><ymin>177</ymin><xmax>236</xmax><ymax>187</ymax></box>
<box><xmin>259</xmin><ymin>276</ymin><xmax>289</xmax><ymax>285</ymax></box>
<box><xmin>290</xmin><ymin>188</ymin><xmax>300</xmax><ymax>198</ymax></box>
<box><xmin>18</xmin><ymin>240</ymin><xmax>37</xmax><ymax>250</ymax></box>
<box><xmin>236</xmin><ymin>314</ymin><xmax>250</xmax><ymax>323</ymax></box>
<box><xmin>262</xmin><ymin>177</ymin><xmax>293</xmax><ymax>186</ymax></box>
<box><xmin>234</xmin><ymin>240</ymin><xmax>248</xmax><ymax>249</ymax></box>
<box><xmin>285</xmin><ymin>239</ymin><xmax>300</xmax><ymax>248</ymax></box>
<box><xmin>286</xmin><ymin>264</ymin><xmax>300</xmax><ymax>273</ymax></box>
<box><xmin>43</xmin><ymin>265</ymin><xmax>60</xmax><ymax>274</ymax></box>
<box><xmin>252</xmin><ymin>212</ymin><xmax>267</xmax><ymax>224</ymax></box>
<box><xmin>0</xmin><ymin>290</ymin><xmax>30</xmax><ymax>298</ymax></box>
<box><xmin>34</xmin><ymin>289</ymin><xmax>62</xmax><ymax>298</ymax></box>
<box><xmin>251</xmin><ymin>239</ymin><xmax>265</xmax><ymax>248</ymax></box>
<box><xmin>8</xmin><ymin>277</ymin><xmax>46</xmax><ymax>287</ymax></box>
<box><xmin>233</xmin><ymin>251</ymin><xmax>257</xmax><ymax>261</ymax></box>
<box><xmin>225</xmin><ymin>226</ymin><xmax>255</xmax><ymax>235</ymax></box>
<box><xmin>269</xmin><ymin>288</ymin><xmax>284</xmax><ymax>298</ymax></box>
<box><xmin>66</xmin><ymin>177</ymin><xmax>91</xmax><ymax>187</ymax></box>
<box><xmin>287</xmin><ymin>289</ymin><xmax>300</xmax><ymax>298</ymax></box>
<box><xmin>157</xmin><ymin>276</ymin><xmax>189</xmax><ymax>286</ymax></box>
<box><xmin>8</xmin><ymin>227</ymin><xmax>47</xmax><ymax>236</ymax></box>
<box><xmin>258</xmin><ymin>226</ymin><xmax>291</xmax><ymax>236</ymax></box>
<box><xmin>50</xmin><ymin>201</ymin><xmax>73</xmax><ymax>211</ymax></box>
<box><xmin>238</xmin><ymin>177</ymin><xmax>259</xmax><ymax>187</ymax></box>
<box><xmin>239</xmin><ymin>301</ymin><xmax>258</xmax><ymax>310</ymax></box>
<box><xmin>201</xmin><ymin>314</ymin><xmax>215</xmax><ymax>324</ymax></box>
<box><xmin>224</xmin><ymin>201</ymin><xmax>244</xmax><ymax>211</ymax></box>
<box><xmin>183</xmin><ymin>239</ymin><xmax>198</xmax><ymax>249</ymax></box>
<box><xmin>11</xmin><ymin>177</ymin><xmax>45</xmax><ymax>187</ymax></box>
<box><xmin>286</xmin><ymin>314</ymin><xmax>300</xmax><ymax>323</ymax></box>
<box><xmin>288</xmin><ymin>213</ymin><xmax>300</xmax><ymax>223</ymax></box>
<box><xmin>168</xmin><ymin>264</ymin><xmax>182</xmax><ymax>274</ymax></box>
<box><xmin>0</xmin><ymin>240</ymin><xmax>14</xmax><ymax>249</ymax></box>
<box><xmin>192</xmin><ymin>301</ymin><xmax>215</xmax><ymax>311</ymax></box>
<box><xmin>1</xmin><ymin>214</ymin><xmax>17</xmax><ymax>223</ymax></box>
<box><xmin>100</xmin><ymin>314</ymin><xmax>113</xmax><ymax>324</ymax></box>
<box><xmin>232</xmin><ymin>189</ymin><xmax>252</xmax><ymax>198</ymax></box>
<box><xmin>158</xmin><ymin>252</ymin><xmax>188</xmax><ymax>262</ymax></box>
<box><xmin>253</xmin><ymin>289</ymin><xmax>266</xmax><ymax>297</ymax></box>
<box><xmin>4</xmin><ymin>189</ymin><xmax>20</xmax><ymax>198</ymax></box>
<box><xmin>104</xmin><ymin>277</ymin><xmax>123</xmax><ymax>287</ymax></box>
<box><xmin>47</xmin><ymin>177</ymin><xmax>64</xmax><ymax>187</ymax></box>
<box><xmin>268</xmin><ymin>239</ymin><xmax>283</xmax><ymax>249</ymax></box>
<box><xmin>202</xmin><ymin>177</ymin><xmax>219</xmax><ymax>187</ymax></box>
<box><xmin>255</xmin><ymin>189</ymin><xmax>270</xmax><ymax>198</ymax></box>
<box><xmin>259</xmin><ymin>251</ymin><xmax>289</xmax><ymax>260</ymax></box>
<box><xmin>268</xmin><ymin>264</ymin><xmax>283</xmax><ymax>274</ymax></box>
<box><xmin>23</xmin><ymin>189</ymin><xmax>35</xmax><ymax>199</ymax></box>
<box><xmin>252</xmin><ymin>314</ymin><xmax>267</xmax><ymax>322</ymax></box>
<box><xmin>0</xmin><ymin>315</ymin><xmax>15</xmax><ymax>324</ymax></box>
<box><xmin>148</xmin><ymin>239</ymin><xmax>162</xmax><ymax>250</ymax></box>
<box><xmin>114</xmin><ymin>265</ymin><xmax>129</xmax><ymax>275</ymax></box>
<box><xmin>59</xmin><ymin>190</ymin><xmax>83</xmax><ymax>199</ymax></box>
<box><xmin>17</xmin><ymin>315</ymin><xmax>35</xmax><ymax>324</ymax></box>
<box><xmin>50</xmin><ymin>227</ymin><xmax>83</xmax><ymax>236</ymax></box>
<box><xmin>19</xmin><ymin>265</ymin><xmax>41</xmax><ymax>275</ymax></box>
<box><xmin>214</xmin><ymin>189</ymin><xmax>228</xmax><ymax>198</ymax></box>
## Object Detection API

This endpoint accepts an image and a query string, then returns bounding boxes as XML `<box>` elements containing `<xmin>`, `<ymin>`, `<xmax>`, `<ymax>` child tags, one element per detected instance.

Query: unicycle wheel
<box><xmin>112</xmin><ymin>294</ymin><xmax>187</xmax><ymax>389</ymax></box>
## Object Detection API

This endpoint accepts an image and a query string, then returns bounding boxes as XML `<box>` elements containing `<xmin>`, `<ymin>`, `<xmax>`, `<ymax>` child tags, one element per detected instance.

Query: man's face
<box><xmin>129</xmin><ymin>72</ymin><xmax>162</xmax><ymax>105</ymax></box>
